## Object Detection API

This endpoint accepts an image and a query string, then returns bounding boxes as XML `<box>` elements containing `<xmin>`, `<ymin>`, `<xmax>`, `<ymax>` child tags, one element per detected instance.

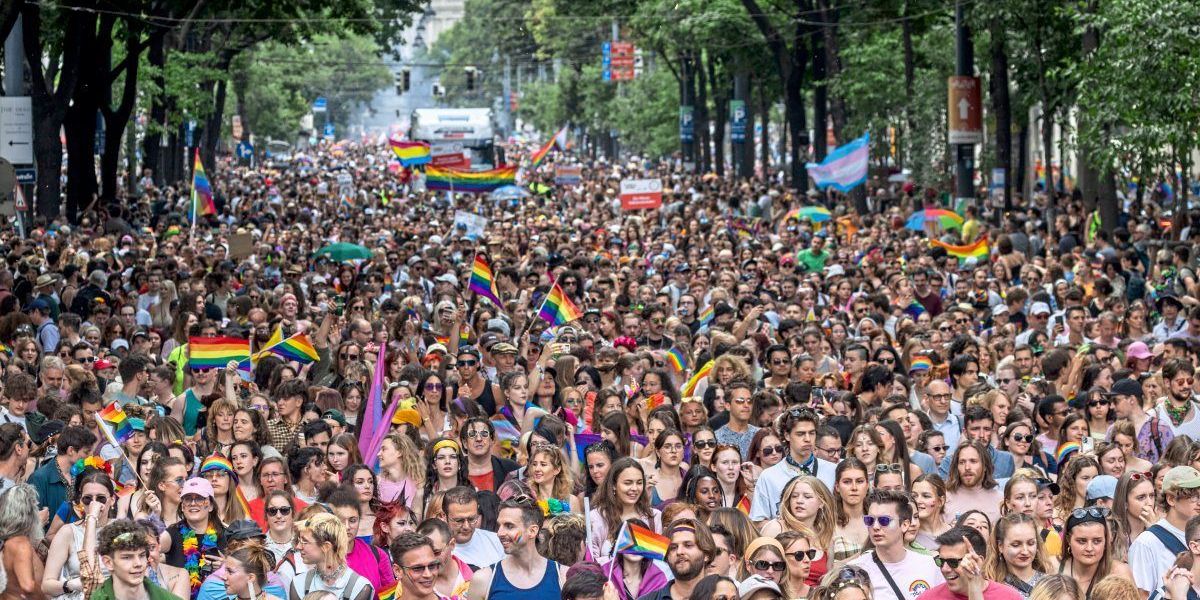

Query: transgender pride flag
<box><xmin>806</xmin><ymin>132</ymin><xmax>870</xmax><ymax>192</ymax></box>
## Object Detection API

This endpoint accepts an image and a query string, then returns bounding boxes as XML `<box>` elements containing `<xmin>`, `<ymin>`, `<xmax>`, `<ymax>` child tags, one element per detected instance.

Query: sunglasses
<box><xmin>752</xmin><ymin>560</ymin><xmax>786</xmax><ymax>572</ymax></box>
<box><xmin>339</xmin><ymin>353</ymin><xmax>361</xmax><ymax>360</ymax></box>
<box><xmin>81</xmin><ymin>494</ymin><xmax>110</xmax><ymax>505</ymax></box>
<box><xmin>927</xmin><ymin>445</ymin><xmax>949</xmax><ymax>453</ymax></box>
<box><xmin>266</xmin><ymin>506</ymin><xmax>293</xmax><ymax>516</ymax></box>
<box><xmin>1070</xmin><ymin>506</ymin><xmax>1111</xmax><ymax>520</ymax></box>
<box><xmin>1009</xmin><ymin>434</ymin><xmax>1034</xmax><ymax>443</ymax></box>
<box><xmin>874</xmin><ymin>463</ymin><xmax>904</xmax><ymax>474</ymax></box>
<box><xmin>402</xmin><ymin>561</ymin><xmax>442</xmax><ymax>574</ymax></box>
<box><xmin>788</xmin><ymin>549</ymin><xmax>820</xmax><ymax>561</ymax></box>
<box><xmin>759</xmin><ymin>444</ymin><xmax>785</xmax><ymax>458</ymax></box>
<box><xmin>863</xmin><ymin>515</ymin><xmax>898</xmax><ymax>528</ymax></box>
<box><xmin>693</xmin><ymin>439</ymin><xmax>718</xmax><ymax>450</ymax></box>
<box><xmin>425</xmin><ymin>383</ymin><xmax>444</xmax><ymax>391</ymax></box>
<box><xmin>466</xmin><ymin>429</ymin><xmax>492</xmax><ymax>439</ymax></box>
<box><xmin>934</xmin><ymin>556</ymin><xmax>964</xmax><ymax>569</ymax></box>
<box><xmin>457</xmin><ymin>360</ymin><xmax>478</xmax><ymax>368</ymax></box>
<box><xmin>1087</xmin><ymin>399</ymin><xmax>1110</xmax><ymax>408</ymax></box>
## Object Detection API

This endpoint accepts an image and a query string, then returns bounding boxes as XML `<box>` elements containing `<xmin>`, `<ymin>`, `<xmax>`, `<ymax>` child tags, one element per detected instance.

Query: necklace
<box><xmin>180</xmin><ymin>522</ymin><xmax>218</xmax><ymax>599</ymax></box>
<box><xmin>321</xmin><ymin>563</ymin><xmax>346</xmax><ymax>585</ymax></box>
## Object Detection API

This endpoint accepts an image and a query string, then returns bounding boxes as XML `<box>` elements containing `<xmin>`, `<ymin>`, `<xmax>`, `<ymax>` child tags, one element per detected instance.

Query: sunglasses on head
<box><xmin>1069</xmin><ymin>506</ymin><xmax>1111</xmax><ymax>523</ymax></box>
<box><xmin>874</xmin><ymin>463</ymin><xmax>904</xmax><ymax>474</ymax></box>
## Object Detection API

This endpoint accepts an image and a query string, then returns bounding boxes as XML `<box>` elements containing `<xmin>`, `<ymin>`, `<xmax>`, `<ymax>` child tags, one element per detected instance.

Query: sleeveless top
<box><xmin>182</xmin><ymin>389</ymin><xmax>202</xmax><ymax>436</ymax></box>
<box><xmin>487</xmin><ymin>559</ymin><xmax>561</xmax><ymax>599</ymax></box>
<box><xmin>60</xmin><ymin>521</ymin><xmax>111</xmax><ymax>600</ymax></box>
<box><xmin>290</xmin><ymin>565</ymin><xmax>373</xmax><ymax>600</ymax></box>
<box><xmin>473</xmin><ymin>379</ymin><xmax>497</xmax><ymax>416</ymax></box>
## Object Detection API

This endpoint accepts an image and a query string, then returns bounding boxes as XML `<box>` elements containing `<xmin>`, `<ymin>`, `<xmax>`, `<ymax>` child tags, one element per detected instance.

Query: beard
<box><xmin>671</xmin><ymin>554</ymin><xmax>706</xmax><ymax>580</ymax></box>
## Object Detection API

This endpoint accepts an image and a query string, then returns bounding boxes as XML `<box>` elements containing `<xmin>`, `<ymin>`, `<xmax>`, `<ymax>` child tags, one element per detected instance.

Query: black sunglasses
<box><xmin>266</xmin><ymin>506</ymin><xmax>293</xmax><ymax>516</ymax></box>
<box><xmin>693</xmin><ymin>439</ymin><xmax>717</xmax><ymax>450</ymax></box>
<box><xmin>752</xmin><ymin>560</ymin><xmax>786</xmax><ymax>572</ymax></box>
<box><xmin>788</xmin><ymin>549</ymin><xmax>819</xmax><ymax>561</ymax></box>
<box><xmin>934</xmin><ymin>556</ymin><xmax>963</xmax><ymax>569</ymax></box>
<box><xmin>1009</xmin><ymin>434</ymin><xmax>1034</xmax><ymax>443</ymax></box>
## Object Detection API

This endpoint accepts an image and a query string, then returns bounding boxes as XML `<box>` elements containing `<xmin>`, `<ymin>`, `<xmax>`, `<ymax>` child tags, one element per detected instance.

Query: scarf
<box><xmin>180</xmin><ymin>522</ymin><xmax>218</xmax><ymax>599</ymax></box>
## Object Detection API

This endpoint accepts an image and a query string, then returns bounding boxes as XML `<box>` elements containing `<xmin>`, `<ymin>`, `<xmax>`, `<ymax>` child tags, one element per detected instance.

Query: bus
<box><xmin>409</xmin><ymin>108</ymin><xmax>498</xmax><ymax>169</ymax></box>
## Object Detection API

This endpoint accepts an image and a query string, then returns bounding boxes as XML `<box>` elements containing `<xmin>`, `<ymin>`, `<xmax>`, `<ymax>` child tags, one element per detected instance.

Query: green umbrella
<box><xmin>313</xmin><ymin>242</ymin><xmax>372</xmax><ymax>263</ymax></box>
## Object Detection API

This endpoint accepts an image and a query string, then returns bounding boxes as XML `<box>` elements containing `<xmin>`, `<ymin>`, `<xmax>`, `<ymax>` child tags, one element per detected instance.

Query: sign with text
<box><xmin>947</xmin><ymin>76</ymin><xmax>982</xmax><ymax>145</ymax></box>
<box><xmin>554</xmin><ymin>165</ymin><xmax>582</xmax><ymax>185</ymax></box>
<box><xmin>453</xmin><ymin>210</ymin><xmax>488</xmax><ymax>240</ymax></box>
<box><xmin>431</xmin><ymin>152</ymin><xmax>470</xmax><ymax>169</ymax></box>
<box><xmin>679</xmin><ymin>106</ymin><xmax>694</xmax><ymax>143</ymax></box>
<box><xmin>730</xmin><ymin>100</ymin><xmax>747</xmax><ymax>142</ymax></box>
<box><xmin>619</xmin><ymin>178</ymin><xmax>663</xmax><ymax>210</ymax></box>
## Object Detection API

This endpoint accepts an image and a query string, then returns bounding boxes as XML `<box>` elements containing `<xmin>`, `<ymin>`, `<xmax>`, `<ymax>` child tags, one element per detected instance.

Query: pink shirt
<box><xmin>346</xmin><ymin>538</ymin><xmax>396</xmax><ymax>599</ymax></box>
<box><xmin>918</xmin><ymin>581</ymin><xmax>1023</xmax><ymax>600</ymax></box>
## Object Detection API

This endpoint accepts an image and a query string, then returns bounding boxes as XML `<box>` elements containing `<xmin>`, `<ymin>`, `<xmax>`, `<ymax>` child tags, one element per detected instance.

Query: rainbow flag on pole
<box><xmin>96</xmin><ymin>402</ymin><xmax>134</xmax><ymax>444</ymax></box>
<box><xmin>931</xmin><ymin>235</ymin><xmax>990</xmax><ymax>261</ymax></box>
<box><xmin>188</xmin><ymin>337</ymin><xmax>251</xmax><ymax>370</ymax></box>
<box><xmin>530</xmin><ymin>124</ymin><xmax>569</xmax><ymax>168</ymax></box>
<box><xmin>389</xmin><ymin>139</ymin><xmax>431</xmax><ymax>166</ymax></box>
<box><xmin>614</xmin><ymin>522</ymin><xmax>670</xmax><ymax>561</ymax></box>
<box><xmin>537</xmin><ymin>282</ymin><xmax>583</xmax><ymax>326</ymax></box>
<box><xmin>250</xmin><ymin>326</ymin><xmax>320</xmax><ymax>366</ymax></box>
<box><xmin>697</xmin><ymin>305</ymin><xmax>714</xmax><ymax>329</ymax></box>
<box><xmin>190</xmin><ymin>149</ymin><xmax>216</xmax><ymax>221</ymax></box>
<box><xmin>425</xmin><ymin>165</ymin><xmax>517</xmax><ymax>193</ymax></box>
<box><xmin>469</xmin><ymin>254</ymin><xmax>504</xmax><ymax>308</ymax></box>
<box><xmin>680</xmin><ymin>360</ymin><xmax>714</xmax><ymax>397</ymax></box>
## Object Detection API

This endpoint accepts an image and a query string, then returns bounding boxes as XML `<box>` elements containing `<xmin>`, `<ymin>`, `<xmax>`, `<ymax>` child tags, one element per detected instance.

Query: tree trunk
<box><xmin>817</xmin><ymin>0</ymin><xmax>845</xmax><ymax>142</ymax></box>
<box><xmin>23</xmin><ymin>2</ymin><xmax>83</xmax><ymax>219</ymax></box>
<box><xmin>101</xmin><ymin>26</ymin><xmax>144</xmax><ymax>211</ymax></box>
<box><xmin>695</xmin><ymin>50</ymin><xmax>712</xmax><ymax>172</ymax></box>
<box><xmin>901</xmin><ymin>1</ymin><xmax>915</xmax><ymax>168</ymax></box>
<box><xmin>142</xmin><ymin>32</ymin><xmax>167</xmax><ymax>187</ymax></box>
<box><xmin>759</xmin><ymin>77</ymin><xmax>770</xmax><ymax>178</ymax></box>
<box><xmin>64</xmin><ymin>14</ymin><xmax>111</xmax><ymax>223</ymax></box>
<box><xmin>1041</xmin><ymin>106</ymin><xmax>1055</xmax><ymax>231</ymax></box>
<box><xmin>989</xmin><ymin>17</ymin><xmax>1012</xmax><ymax>216</ymax></box>
<box><xmin>1016</xmin><ymin>119</ymin><xmax>1028</xmax><ymax>202</ymax></box>
<box><xmin>707</xmin><ymin>55</ymin><xmax>727</xmax><ymax>177</ymax></box>
<box><xmin>811</xmin><ymin>26</ymin><xmax>828</xmax><ymax>162</ymax></box>
<box><xmin>203</xmin><ymin>73</ymin><xmax>229</xmax><ymax>166</ymax></box>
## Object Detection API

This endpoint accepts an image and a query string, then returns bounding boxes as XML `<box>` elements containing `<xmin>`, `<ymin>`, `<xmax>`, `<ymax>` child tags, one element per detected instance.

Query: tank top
<box><xmin>474</xmin><ymin>379</ymin><xmax>497</xmax><ymax>416</ymax></box>
<box><xmin>183</xmin><ymin>389</ymin><xmax>202</xmax><ymax>436</ymax></box>
<box><xmin>487</xmin><ymin>559</ymin><xmax>561</xmax><ymax>599</ymax></box>
<box><xmin>61</xmin><ymin>521</ymin><xmax>111</xmax><ymax>600</ymax></box>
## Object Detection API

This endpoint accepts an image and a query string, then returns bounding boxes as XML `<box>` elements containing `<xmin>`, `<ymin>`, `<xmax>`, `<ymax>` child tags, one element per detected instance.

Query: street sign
<box><xmin>15</xmin><ymin>167</ymin><xmax>35</xmax><ymax>184</ymax></box>
<box><xmin>601</xmin><ymin>42</ymin><xmax>612</xmax><ymax>81</ymax></box>
<box><xmin>601</xmin><ymin>41</ymin><xmax>636</xmax><ymax>81</ymax></box>
<box><xmin>730</xmin><ymin>100</ymin><xmax>747</xmax><ymax>142</ymax></box>
<box><xmin>185</xmin><ymin>120</ymin><xmax>196</xmax><ymax>147</ymax></box>
<box><xmin>679</xmin><ymin>106</ymin><xmax>695</xmax><ymax>143</ymax></box>
<box><xmin>13</xmin><ymin>184</ymin><xmax>25</xmax><ymax>211</ymax></box>
<box><xmin>313</xmin><ymin>97</ymin><xmax>327</xmax><ymax>113</ymax></box>
<box><xmin>619</xmin><ymin>178</ymin><xmax>663</xmax><ymax>210</ymax></box>
<box><xmin>323</xmin><ymin>122</ymin><xmax>335</xmax><ymax>139</ymax></box>
<box><xmin>947</xmin><ymin>76</ymin><xmax>982</xmax><ymax>145</ymax></box>
<box><xmin>236</xmin><ymin>141</ymin><xmax>254</xmax><ymax>159</ymax></box>
<box><xmin>0</xmin><ymin>97</ymin><xmax>33</xmax><ymax>164</ymax></box>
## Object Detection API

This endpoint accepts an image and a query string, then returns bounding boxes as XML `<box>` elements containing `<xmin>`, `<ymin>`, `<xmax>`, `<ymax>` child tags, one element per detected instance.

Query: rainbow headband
<box><xmin>200</xmin><ymin>455</ymin><xmax>239</xmax><ymax>483</ymax></box>
<box><xmin>72</xmin><ymin>456</ymin><xmax>111</xmax><ymax>478</ymax></box>
<box><xmin>432</xmin><ymin>439</ymin><xmax>461</xmax><ymax>455</ymax></box>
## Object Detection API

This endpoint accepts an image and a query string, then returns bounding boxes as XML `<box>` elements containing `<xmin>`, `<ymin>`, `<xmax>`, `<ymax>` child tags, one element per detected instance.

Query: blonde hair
<box><xmin>205</xmin><ymin>398</ymin><xmax>240</xmax><ymax>445</ymax></box>
<box><xmin>1088</xmin><ymin>576</ymin><xmax>1140</xmax><ymax>600</ymax></box>
<box><xmin>530</xmin><ymin>446</ymin><xmax>574</xmax><ymax>501</ymax></box>
<box><xmin>780</xmin><ymin>476</ymin><xmax>835</xmax><ymax>547</ymax></box>
<box><xmin>1029</xmin><ymin>574</ymin><xmax>1084</xmax><ymax>600</ymax></box>
<box><xmin>384</xmin><ymin>434</ymin><xmax>426</xmax><ymax>487</ymax></box>
<box><xmin>297</xmin><ymin>513</ymin><xmax>350</xmax><ymax>566</ymax></box>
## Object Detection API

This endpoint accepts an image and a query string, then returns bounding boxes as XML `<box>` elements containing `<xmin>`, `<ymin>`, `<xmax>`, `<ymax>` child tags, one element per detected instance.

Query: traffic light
<box><xmin>396</xmin><ymin>69</ymin><xmax>411</xmax><ymax>95</ymax></box>
<box><xmin>465</xmin><ymin>67</ymin><xmax>477</xmax><ymax>91</ymax></box>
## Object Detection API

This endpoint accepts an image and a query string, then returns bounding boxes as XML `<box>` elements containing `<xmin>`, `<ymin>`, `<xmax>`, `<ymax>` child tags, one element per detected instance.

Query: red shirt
<box><xmin>468</xmin><ymin>471</ymin><xmax>494</xmax><ymax>492</ymax></box>
<box><xmin>247</xmin><ymin>495</ymin><xmax>308</xmax><ymax>531</ymax></box>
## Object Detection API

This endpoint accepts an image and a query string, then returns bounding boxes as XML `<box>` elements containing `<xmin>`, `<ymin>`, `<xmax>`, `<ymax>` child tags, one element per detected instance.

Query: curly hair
<box><xmin>98</xmin><ymin>518</ymin><xmax>151</xmax><ymax>556</ymax></box>
<box><xmin>536</xmin><ymin>513</ymin><xmax>586</xmax><ymax>565</ymax></box>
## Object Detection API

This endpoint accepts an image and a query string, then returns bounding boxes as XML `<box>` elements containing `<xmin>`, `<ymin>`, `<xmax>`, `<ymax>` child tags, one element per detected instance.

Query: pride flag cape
<box><xmin>469</xmin><ymin>254</ymin><xmax>504</xmax><ymax>308</ymax></box>
<box><xmin>425</xmin><ymin>165</ymin><xmax>517</xmax><ymax>193</ymax></box>
<box><xmin>537</xmin><ymin>282</ymin><xmax>583</xmax><ymax>326</ymax></box>
<box><xmin>530</xmin><ymin>124</ymin><xmax>569</xmax><ymax>168</ymax></box>
<box><xmin>614</xmin><ymin>522</ymin><xmax>670</xmax><ymax>561</ymax></box>
<box><xmin>680</xmin><ymin>360</ymin><xmax>714</xmax><ymax>398</ymax></box>
<box><xmin>389</xmin><ymin>139</ymin><xmax>431</xmax><ymax>166</ymax></box>
<box><xmin>931</xmin><ymin>235</ymin><xmax>990</xmax><ymax>261</ymax></box>
<box><xmin>190</xmin><ymin>149</ymin><xmax>216</xmax><ymax>221</ymax></box>
<box><xmin>188</xmin><ymin>337</ymin><xmax>251</xmax><ymax>370</ymax></box>
<box><xmin>358</xmin><ymin>345</ymin><xmax>398</xmax><ymax>464</ymax></box>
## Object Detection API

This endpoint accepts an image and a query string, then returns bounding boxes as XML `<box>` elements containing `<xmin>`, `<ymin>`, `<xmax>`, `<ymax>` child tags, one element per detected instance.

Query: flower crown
<box><xmin>71</xmin><ymin>456</ymin><xmax>112</xmax><ymax>478</ymax></box>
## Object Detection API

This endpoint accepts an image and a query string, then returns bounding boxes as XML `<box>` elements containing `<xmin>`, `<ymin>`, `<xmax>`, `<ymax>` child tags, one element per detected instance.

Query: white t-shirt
<box><xmin>849</xmin><ymin>548</ymin><xmax>946</xmax><ymax>600</ymax></box>
<box><xmin>454</xmin><ymin>528</ymin><xmax>505</xmax><ymax>569</ymax></box>
<box><xmin>749</xmin><ymin>455</ymin><xmax>838</xmax><ymax>522</ymax></box>
<box><xmin>1155</xmin><ymin>403</ymin><xmax>1200</xmax><ymax>440</ymax></box>
<box><xmin>1130</xmin><ymin>518</ymin><xmax>1186</xmax><ymax>592</ymax></box>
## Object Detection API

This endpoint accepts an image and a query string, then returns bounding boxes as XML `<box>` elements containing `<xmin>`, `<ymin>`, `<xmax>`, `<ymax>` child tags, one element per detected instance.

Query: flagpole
<box><xmin>606</xmin><ymin>521</ymin><xmax>628</xmax><ymax>586</ymax></box>
<box><xmin>93</xmin><ymin>414</ymin><xmax>150</xmax><ymax>491</ymax></box>
<box><xmin>517</xmin><ymin>269</ymin><xmax>563</xmax><ymax>343</ymax></box>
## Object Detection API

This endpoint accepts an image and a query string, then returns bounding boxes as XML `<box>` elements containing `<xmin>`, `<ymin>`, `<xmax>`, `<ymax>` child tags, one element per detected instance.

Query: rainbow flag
<box><xmin>1055</xmin><ymin>441</ymin><xmax>1081</xmax><ymax>464</ymax></box>
<box><xmin>96</xmin><ymin>402</ymin><xmax>134</xmax><ymax>444</ymax></box>
<box><xmin>530</xmin><ymin>124</ymin><xmax>569</xmax><ymax>168</ymax></box>
<box><xmin>0</xmin><ymin>342</ymin><xmax>9</xmax><ymax>356</ymax></box>
<box><xmin>188</xmin><ymin>337</ymin><xmax>251</xmax><ymax>371</ymax></box>
<box><xmin>666</xmin><ymin>348</ymin><xmax>688</xmax><ymax>373</ymax></box>
<box><xmin>377</xmin><ymin>582</ymin><xmax>398</xmax><ymax>600</ymax></box>
<box><xmin>490</xmin><ymin>416</ymin><xmax>521</xmax><ymax>444</ymax></box>
<box><xmin>909</xmin><ymin>356</ymin><xmax>933</xmax><ymax>372</ymax></box>
<box><xmin>537</xmin><ymin>282</ymin><xmax>583</xmax><ymax>326</ymax></box>
<box><xmin>615</xmin><ymin>522</ymin><xmax>669</xmax><ymax>561</ymax></box>
<box><xmin>252</xmin><ymin>328</ymin><xmax>320</xmax><ymax>366</ymax></box>
<box><xmin>680</xmin><ymin>360</ymin><xmax>714</xmax><ymax>397</ymax></box>
<box><xmin>931</xmin><ymin>236</ymin><xmax>990</xmax><ymax>261</ymax></box>
<box><xmin>645</xmin><ymin>392</ymin><xmax>666</xmax><ymax>411</ymax></box>
<box><xmin>433</xmin><ymin>330</ymin><xmax>471</xmax><ymax>349</ymax></box>
<box><xmin>114</xmin><ymin>480</ymin><xmax>135</xmax><ymax>498</ymax></box>
<box><xmin>389</xmin><ymin>140</ymin><xmax>431</xmax><ymax>166</ymax></box>
<box><xmin>235</xmin><ymin>486</ymin><xmax>252</xmax><ymax>518</ymax></box>
<box><xmin>190</xmin><ymin>149</ymin><xmax>215</xmax><ymax>220</ymax></box>
<box><xmin>425</xmin><ymin>165</ymin><xmax>517</xmax><ymax>193</ymax></box>
<box><xmin>698</xmin><ymin>305</ymin><xmax>714</xmax><ymax>329</ymax></box>
<box><xmin>469</xmin><ymin>254</ymin><xmax>503</xmax><ymax>308</ymax></box>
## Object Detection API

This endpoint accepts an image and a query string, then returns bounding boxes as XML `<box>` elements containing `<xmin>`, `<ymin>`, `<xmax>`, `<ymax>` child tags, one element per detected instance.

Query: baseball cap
<box><xmin>737</xmin><ymin>574</ymin><xmax>782</xmax><ymax>598</ymax></box>
<box><xmin>23</xmin><ymin>298</ymin><xmax>50</xmax><ymax>314</ymax></box>
<box><xmin>94</xmin><ymin>359</ymin><xmax>115</xmax><ymax>370</ymax></box>
<box><xmin>492</xmin><ymin>342</ymin><xmax>518</xmax><ymax>355</ymax></box>
<box><xmin>322</xmin><ymin>409</ymin><xmax>348</xmax><ymax>428</ymax></box>
<box><xmin>1086</xmin><ymin>475</ymin><xmax>1118</xmax><ymax>501</ymax></box>
<box><xmin>1030</xmin><ymin>302</ymin><xmax>1052</xmax><ymax>316</ymax></box>
<box><xmin>181</xmin><ymin>477</ymin><xmax>215</xmax><ymax>499</ymax></box>
<box><xmin>1106</xmin><ymin>378</ymin><xmax>1143</xmax><ymax>400</ymax></box>
<box><xmin>128</xmin><ymin>417</ymin><xmax>146</xmax><ymax>432</ymax></box>
<box><xmin>1126</xmin><ymin>341</ymin><xmax>1152</xmax><ymax>360</ymax></box>
<box><xmin>1163</xmin><ymin>466</ymin><xmax>1200</xmax><ymax>493</ymax></box>
<box><xmin>425</xmin><ymin>343</ymin><xmax>449</xmax><ymax>356</ymax></box>
<box><xmin>221</xmin><ymin>520</ymin><xmax>266</xmax><ymax>545</ymax></box>
<box><xmin>991</xmin><ymin>304</ymin><xmax>1009</xmax><ymax>316</ymax></box>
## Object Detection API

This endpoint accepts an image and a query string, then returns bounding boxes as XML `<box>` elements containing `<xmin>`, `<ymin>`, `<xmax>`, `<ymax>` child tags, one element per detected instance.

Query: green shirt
<box><xmin>796</xmin><ymin>248</ymin><xmax>831</xmax><ymax>273</ymax></box>
<box><xmin>90</xmin><ymin>578</ymin><xmax>183</xmax><ymax>600</ymax></box>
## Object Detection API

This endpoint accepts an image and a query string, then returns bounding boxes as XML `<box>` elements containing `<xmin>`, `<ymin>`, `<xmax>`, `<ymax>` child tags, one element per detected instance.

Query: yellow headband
<box><xmin>433</xmin><ymin>439</ymin><xmax>460</xmax><ymax>455</ymax></box>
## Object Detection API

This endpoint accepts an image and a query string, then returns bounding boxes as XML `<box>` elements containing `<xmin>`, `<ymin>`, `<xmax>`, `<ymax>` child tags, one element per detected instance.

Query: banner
<box><xmin>619</xmin><ymin>178</ymin><xmax>663</xmax><ymax>210</ymax></box>
<box><xmin>805</xmin><ymin>132</ymin><xmax>869</xmax><ymax>192</ymax></box>
<box><xmin>554</xmin><ymin>165</ymin><xmax>582</xmax><ymax>185</ymax></box>
<box><xmin>431</xmin><ymin>152</ymin><xmax>470</xmax><ymax>169</ymax></box>
<box><xmin>453</xmin><ymin>210</ymin><xmax>488</xmax><ymax>240</ymax></box>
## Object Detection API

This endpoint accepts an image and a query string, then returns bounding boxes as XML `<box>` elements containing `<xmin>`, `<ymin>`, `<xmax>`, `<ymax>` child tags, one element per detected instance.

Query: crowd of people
<box><xmin>0</xmin><ymin>136</ymin><xmax>1199</xmax><ymax>600</ymax></box>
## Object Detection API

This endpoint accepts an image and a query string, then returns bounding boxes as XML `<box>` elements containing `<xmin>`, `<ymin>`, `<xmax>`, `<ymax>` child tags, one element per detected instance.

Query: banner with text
<box><xmin>619</xmin><ymin>178</ymin><xmax>663</xmax><ymax>210</ymax></box>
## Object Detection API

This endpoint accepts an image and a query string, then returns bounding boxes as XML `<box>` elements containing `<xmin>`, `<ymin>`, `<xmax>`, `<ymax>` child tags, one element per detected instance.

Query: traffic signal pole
<box><xmin>954</xmin><ymin>1</ymin><xmax>975</xmax><ymax>206</ymax></box>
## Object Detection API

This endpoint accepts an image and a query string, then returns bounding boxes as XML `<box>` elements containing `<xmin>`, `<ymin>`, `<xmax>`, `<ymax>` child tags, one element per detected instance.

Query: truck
<box><xmin>409</xmin><ymin>108</ymin><xmax>498</xmax><ymax>169</ymax></box>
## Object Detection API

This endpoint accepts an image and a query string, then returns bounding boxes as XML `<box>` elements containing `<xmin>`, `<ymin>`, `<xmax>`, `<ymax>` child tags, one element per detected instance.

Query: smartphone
<box><xmin>811</xmin><ymin>387</ymin><xmax>825</xmax><ymax>406</ymax></box>
<box><xmin>334</xmin><ymin>295</ymin><xmax>345</xmax><ymax>316</ymax></box>
<box><xmin>1081</xmin><ymin>437</ymin><xmax>1095</xmax><ymax>454</ymax></box>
